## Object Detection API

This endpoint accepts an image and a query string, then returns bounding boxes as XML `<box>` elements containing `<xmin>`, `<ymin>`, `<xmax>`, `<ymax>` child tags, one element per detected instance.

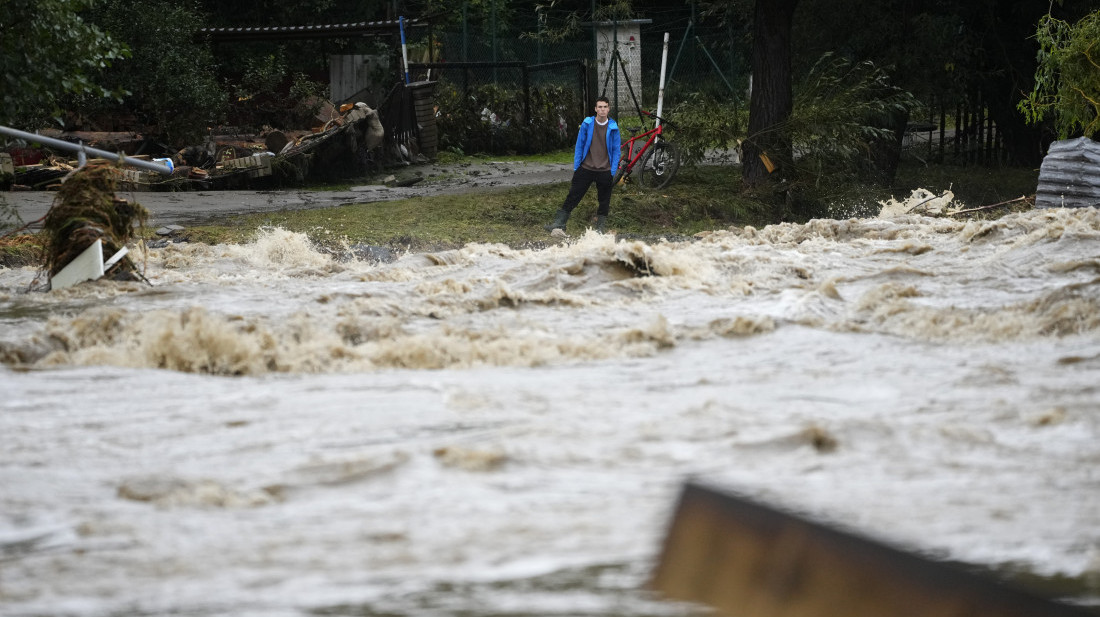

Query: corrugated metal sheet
<box><xmin>1035</xmin><ymin>136</ymin><xmax>1100</xmax><ymax>209</ymax></box>
<box><xmin>199</xmin><ymin>20</ymin><xmax>424</xmax><ymax>42</ymax></box>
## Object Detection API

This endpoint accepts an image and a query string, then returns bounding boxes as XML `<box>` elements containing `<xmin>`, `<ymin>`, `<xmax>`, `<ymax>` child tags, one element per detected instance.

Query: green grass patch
<box><xmin>0</xmin><ymin>233</ymin><xmax>45</xmax><ymax>268</ymax></box>
<box><xmin>172</xmin><ymin>161</ymin><xmax>1042</xmax><ymax>250</ymax></box>
<box><xmin>177</xmin><ymin>166</ymin><xmax>772</xmax><ymax>251</ymax></box>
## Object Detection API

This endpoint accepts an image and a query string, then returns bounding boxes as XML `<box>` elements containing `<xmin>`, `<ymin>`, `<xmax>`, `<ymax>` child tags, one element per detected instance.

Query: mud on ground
<box><xmin>4</xmin><ymin>160</ymin><xmax>574</xmax><ymax>230</ymax></box>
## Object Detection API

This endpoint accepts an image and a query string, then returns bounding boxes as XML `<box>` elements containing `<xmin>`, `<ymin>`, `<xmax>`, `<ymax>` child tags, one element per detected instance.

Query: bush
<box><xmin>0</xmin><ymin>0</ymin><xmax>128</xmax><ymax>129</ymax></box>
<box><xmin>785</xmin><ymin>53</ymin><xmax>918</xmax><ymax>182</ymax></box>
<box><xmin>70</xmin><ymin>0</ymin><xmax>225</xmax><ymax>145</ymax></box>
<box><xmin>660</xmin><ymin>92</ymin><xmax>746</xmax><ymax>166</ymax></box>
<box><xmin>226</xmin><ymin>52</ymin><xmax>329</xmax><ymax>132</ymax></box>
<box><xmin>1018</xmin><ymin>10</ymin><xmax>1100</xmax><ymax>139</ymax></box>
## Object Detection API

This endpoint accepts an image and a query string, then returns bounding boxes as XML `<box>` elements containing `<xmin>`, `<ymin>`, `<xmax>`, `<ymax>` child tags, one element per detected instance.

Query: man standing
<box><xmin>545</xmin><ymin>96</ymin><xmax>620</xmax><ymax>234</ymax></box>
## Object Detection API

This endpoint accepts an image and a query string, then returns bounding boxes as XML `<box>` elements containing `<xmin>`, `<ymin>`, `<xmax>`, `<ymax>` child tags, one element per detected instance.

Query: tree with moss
<box><xmin>0</xmin><ymin>0</ymin><xmax>129</xmax><ymax>129</ymax></box>
<box><xmin>1019</xmin><ymin>9</ymin><xmax>1100</xmax><ymax>139</ymax></box>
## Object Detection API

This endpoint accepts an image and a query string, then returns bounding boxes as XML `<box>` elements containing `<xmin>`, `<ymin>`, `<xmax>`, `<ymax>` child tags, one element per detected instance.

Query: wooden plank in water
<box><xmin>650</xmin><ymin>482</ymin><xmax>1095</xmax><ymax>617</ymax></box>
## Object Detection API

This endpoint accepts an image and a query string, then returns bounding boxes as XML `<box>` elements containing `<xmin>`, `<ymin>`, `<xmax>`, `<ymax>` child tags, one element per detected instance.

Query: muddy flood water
<box><xmin>2</xmin><ymin>205</ymin><xmax>1099</xmax><ymax>616</ymax></box>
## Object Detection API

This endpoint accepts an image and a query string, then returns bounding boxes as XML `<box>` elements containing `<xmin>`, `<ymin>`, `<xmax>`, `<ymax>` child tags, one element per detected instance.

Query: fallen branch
<box><xmin>0</xmin><ymin>213</ymin><xmax>47</xmax><ymax>239</ymax></box>
<box><xmin>950</xmin><ymin>195</ymin><xmax>1030</xmax><ymax>215</ymax></box>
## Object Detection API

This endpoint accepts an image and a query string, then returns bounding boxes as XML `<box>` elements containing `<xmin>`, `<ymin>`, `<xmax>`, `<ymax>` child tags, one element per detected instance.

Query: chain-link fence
<box><xmin>407</xmin><ymin>55</ymin><xmax>588</xmax><ymax>155</ymax></box>
<box><xmin>387</xmin><ymin>6</ymin><xmax>752</xmax><ymax>156</ymax></box>
<box><xmin>419</xmin><ymin>16</ymin><xmax>745</xmax><ymax>150</ymax></box>
<box><xmin>393</xmin><ymin>9</ymin><xmax>1022</xmax><ymax>166</ymax></box>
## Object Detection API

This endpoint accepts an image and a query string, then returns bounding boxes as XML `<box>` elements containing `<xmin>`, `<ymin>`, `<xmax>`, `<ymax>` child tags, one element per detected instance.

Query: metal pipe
<box><xmin>0</xmin><ymin>125</ymin><xmax>173</xmax><ymax>175</ymax></box>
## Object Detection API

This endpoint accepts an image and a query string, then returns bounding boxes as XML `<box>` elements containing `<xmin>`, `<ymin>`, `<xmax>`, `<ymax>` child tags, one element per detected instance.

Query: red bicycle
<box><xmin>613</xmin><ymin>109</ymin><xmax>681</xmax><ymax>189</ymax></box>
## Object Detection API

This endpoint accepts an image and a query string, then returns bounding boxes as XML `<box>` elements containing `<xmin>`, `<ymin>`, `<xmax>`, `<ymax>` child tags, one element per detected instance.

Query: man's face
<box><xmin>594</xmin><ymin>101</ymin><xmax>609</xmax><ymax>120</ymax></box>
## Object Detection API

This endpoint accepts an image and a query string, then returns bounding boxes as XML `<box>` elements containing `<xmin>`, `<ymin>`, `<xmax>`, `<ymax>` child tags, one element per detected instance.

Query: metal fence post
<box><xmin>522</xmin><ymin>65</ymin><xmax>531</xmax><ymax>124</ymax></box>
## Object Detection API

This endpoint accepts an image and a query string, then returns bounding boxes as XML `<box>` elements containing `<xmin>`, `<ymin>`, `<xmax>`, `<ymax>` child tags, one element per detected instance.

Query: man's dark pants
<box><xmin>562</xmin><ymin>167</ymin><xmax>613</xmax><ymax>216</ymax></box>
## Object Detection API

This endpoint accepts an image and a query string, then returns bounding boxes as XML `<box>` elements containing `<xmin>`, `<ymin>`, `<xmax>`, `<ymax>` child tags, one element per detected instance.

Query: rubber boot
<box><xmin>595</xmin><ymin>215</ymin><xmax>608</xmax><ymax>233</ymax></box>
<box><xmin>544</xmin><ymin>209</ymin><xmax>570</xmax><ymax>232</ymax></box>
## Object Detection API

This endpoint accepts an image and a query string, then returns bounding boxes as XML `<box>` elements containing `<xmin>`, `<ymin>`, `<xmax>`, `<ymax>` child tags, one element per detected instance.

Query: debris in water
<box><xmin>433</xmin><ymin>446</ymin><xmax>508</xmax><ymax>471</ymax></box>
<box><xmin>41</xmin><ymin>164</ymin><xmax>147</xmax><ymax>288</ymax></box>
<box><xmin>803</xmin><ymin>425</ymin><xmax>839</xmax><ymax>453</ymax></box>
<box><xmin>877</xmin><ymin>188</ymin><xmax>955</xmax><ymax>217</ymax></box>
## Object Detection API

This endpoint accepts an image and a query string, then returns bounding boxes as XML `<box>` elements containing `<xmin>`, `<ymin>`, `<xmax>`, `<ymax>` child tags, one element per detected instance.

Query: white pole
<box><xmin>655</xmin><ymin>32</ymin><xmax>670</xmax><ymax>128</ymax></box>
<box><xmin>399</xmin><ymin>16</ymin><xmax>410</xmax><ymax>84</ymax></box>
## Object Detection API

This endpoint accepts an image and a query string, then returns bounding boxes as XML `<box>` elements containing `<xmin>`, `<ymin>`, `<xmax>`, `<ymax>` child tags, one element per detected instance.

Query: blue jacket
<box><xmin>573</xmin><ymin>116</ymin><xmax>620</xmax><ymax>172</ymax></box>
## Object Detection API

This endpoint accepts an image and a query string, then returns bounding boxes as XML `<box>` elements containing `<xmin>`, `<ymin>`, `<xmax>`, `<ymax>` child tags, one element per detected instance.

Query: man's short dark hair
<box><xmin>596</xmin><ymin>96</ymin><xmax>610</xmax><ymax>105</ymax></box>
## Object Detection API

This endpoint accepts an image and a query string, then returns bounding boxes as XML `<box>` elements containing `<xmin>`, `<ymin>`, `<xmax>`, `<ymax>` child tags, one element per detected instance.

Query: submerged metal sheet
<box><xmin>651</xmin><ymin>482</ymin><xmax>1097</xmax><ymax>617</ymax></box>
<box><xmin>1036</xmin><ymin>137</ymin><xmax>1100</xmax><ymax>209</ymax></box>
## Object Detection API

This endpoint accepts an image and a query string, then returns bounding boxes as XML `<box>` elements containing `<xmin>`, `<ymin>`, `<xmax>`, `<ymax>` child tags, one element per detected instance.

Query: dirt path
<box><xmin>4</xmin><ymin>160</ymin><xmax>573</xmax><ymax>229</ymax></box>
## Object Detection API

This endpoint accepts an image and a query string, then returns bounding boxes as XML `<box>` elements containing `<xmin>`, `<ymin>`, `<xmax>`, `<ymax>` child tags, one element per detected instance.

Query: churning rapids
<box><xmin>2</xmin><ymin>206</ymin><xmax>1099</xmax><ymax>616</ymax></box>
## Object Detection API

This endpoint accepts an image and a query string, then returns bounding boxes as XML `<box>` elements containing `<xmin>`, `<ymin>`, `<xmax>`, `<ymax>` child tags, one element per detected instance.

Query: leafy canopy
<box><xmin>1018</xmin><ymin>9</ymin><xmax>1100</xmax><ymax>138</ymax></box>
<box><xmin>0</xmin><ymin>0</ymin><xmax>129</xmax><ymax>128</ymax></box>
<box><xmin>76</xmin><ymin>0</ymin><xmax>225</xmax><ymax>144</ymax></box>
<box><xmin>788</xmin><ymin>53</ymin><xmax>918</xmax><ymax>163</ymax></box>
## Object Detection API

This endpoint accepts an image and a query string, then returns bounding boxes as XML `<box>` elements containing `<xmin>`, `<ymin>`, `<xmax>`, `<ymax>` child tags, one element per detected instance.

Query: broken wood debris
<box><xmin>4</xmin><ymin>99</ymin><xmax>390</xmax><ymax>191</ymax></box>
<box><xmin>41</xmin><ymin>164</ymin><xmax>148</xmax><ymax>290</ymax></box>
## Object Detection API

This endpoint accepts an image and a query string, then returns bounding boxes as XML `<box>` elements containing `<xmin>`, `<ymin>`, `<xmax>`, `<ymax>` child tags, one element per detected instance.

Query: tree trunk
<box><xmin>742</xmin><ymin>0</ymin><xmax>799</xmax><ymax>189</ymax></box>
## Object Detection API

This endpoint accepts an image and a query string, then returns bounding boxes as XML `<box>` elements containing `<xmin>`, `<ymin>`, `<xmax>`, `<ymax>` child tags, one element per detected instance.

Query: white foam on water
<box><xmin>1</xmin><ymin>210</ymin><xmax>1099</xmax><ymax>615</ymax></box>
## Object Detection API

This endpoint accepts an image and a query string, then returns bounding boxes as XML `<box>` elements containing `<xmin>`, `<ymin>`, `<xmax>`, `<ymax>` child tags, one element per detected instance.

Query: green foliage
<box><xmin>1018</xmin><ymin>10</ymin><xmax>1100</xmax><ymax>138</ymax></box>
<box><xmin>225</xmin><ymin>52</ymin><xmax>329</xmax><ymax>132</ymax></box>
<box><xmin>660</xmin><ymin>92</ymin><xmax>745</xmax><ymax>166</ymax></box>
<box><xmin>785</xmin><ymin>53</ymin><xmax>918</xmax><ymax>177</ymax></box>
<box><xmin>236</xmin><ymin>54</ymin><xmax>290</xmax><ymax>103</ymax></box>
<box><xmin>434</xmin><ymin>82</ymin><xmax>583</xmax><ymax>155</ymax></box>
<box><xmin>0</xmin><ymin>0</ymin><xmax>129</xmax><ymax>128</ymax></box>
<box><xmin>198</xmin><ymin>0</ymin><xmax>342</xmax><ymax>27</ymax></box>
<box><xmin>653</xmin><ymin>53</ymin><xmax>917</xmax><ymax>183</ymax></box>
<box><xmin>525</xmin><ymin>0</ymin><xmax>633</xmax><ymax>44</ymax></box>
<box><xmin>789</xmin><ymin>0</ymin><xmax>979</xmax><ymax>105</ymax></box>
<box><xmin>527</xmin><ymin>4</ymin><xmax>583</xmax><ymax>43</ymax></box>
<box><xmin>72</xmin><ymin>0</ymin><xmax>225</xmax><ymax>144</ymax></box>
<box><xmin>420</xmin><ymin>0</ymin><xmax>523</xmax><ymax>37</ymax></box>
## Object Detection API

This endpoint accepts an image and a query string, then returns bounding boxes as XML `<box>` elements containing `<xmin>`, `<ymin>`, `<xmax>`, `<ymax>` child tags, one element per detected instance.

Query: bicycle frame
<box><xmin>620</xmin><ymin>109</ymin><xmax>668</xmax><ymax>177</ymax></box>
<box><xmin>620</xmin><ymin>125</ymin><xmax>660</xmax><ymax>173</ymax></box>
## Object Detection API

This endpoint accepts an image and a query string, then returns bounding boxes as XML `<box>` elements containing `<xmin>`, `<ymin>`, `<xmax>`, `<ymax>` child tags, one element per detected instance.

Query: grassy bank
<box><xmin>1</xmin><ymin>159</ymin><xmax>1040</xmax><ymax>268</ymax></box>
<box><xmin>0</xmin><ymin>233</ymin><xmax>42</xmax><ymax>269</ymax></box>
<box><xmin>178</xmin><ymin>159</ymin><xmax>1038</xmax><ymax>251</ymax></box>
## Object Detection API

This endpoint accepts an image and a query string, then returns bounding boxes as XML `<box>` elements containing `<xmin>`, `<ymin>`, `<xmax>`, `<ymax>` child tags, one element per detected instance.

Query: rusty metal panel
<box><xmin>651</xmin><ymin>482</ymin><xmax>1094</xmax><ymax>617</ymax></box>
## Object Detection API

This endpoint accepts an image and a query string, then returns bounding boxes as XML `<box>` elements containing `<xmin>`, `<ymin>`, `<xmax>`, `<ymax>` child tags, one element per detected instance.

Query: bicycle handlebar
<box><xmin>639</xmin><ymin>109</ymin><xmax>677</xmax><ymax>130</ymax></box>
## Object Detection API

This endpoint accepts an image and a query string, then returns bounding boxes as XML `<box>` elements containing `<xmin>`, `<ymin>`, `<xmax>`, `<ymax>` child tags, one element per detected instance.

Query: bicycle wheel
<box><xmin>637</xmin><ymin>140</ymin><xmax>680</xmax><ymax>189</ymax></box>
